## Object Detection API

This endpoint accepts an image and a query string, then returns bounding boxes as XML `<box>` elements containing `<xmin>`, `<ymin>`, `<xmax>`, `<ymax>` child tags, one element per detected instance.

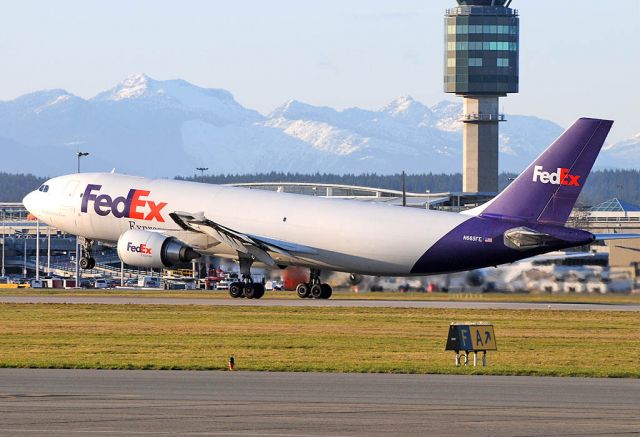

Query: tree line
<box><xmin>1</xmin><ymin>170</ymin><xmax>638</xmax><ymax>208</ymax></box>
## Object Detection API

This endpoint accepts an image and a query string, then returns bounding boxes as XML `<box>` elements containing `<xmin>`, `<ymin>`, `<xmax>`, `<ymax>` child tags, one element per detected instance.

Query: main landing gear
<box><xmin>296</xmin><ymin>269</ymin><xmax>332</xmax><ymax>299</ymax></box>
<box><xmin>229</xmin><ymin>254</ymin><xmax>265</xmax><ymax>299</ymax></box>
<box><xmin>79</xmin><ymin>238</ymin><xmax>96</xmax><ymax>270</ymax></box>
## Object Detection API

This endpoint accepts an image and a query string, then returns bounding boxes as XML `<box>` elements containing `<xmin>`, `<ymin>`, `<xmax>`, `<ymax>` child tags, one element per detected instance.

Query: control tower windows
<box><xmin>449</xmin><ymin>24</ymin><xmax>517</xmax><ymax>35</ymax></box>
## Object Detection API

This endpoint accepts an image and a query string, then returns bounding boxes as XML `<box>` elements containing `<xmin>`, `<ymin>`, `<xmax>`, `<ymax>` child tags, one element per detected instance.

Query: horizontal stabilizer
<box><xmin>593</xmin><ymin>233</ymin><xmax>640</xmax><ymax>241</ymax></box>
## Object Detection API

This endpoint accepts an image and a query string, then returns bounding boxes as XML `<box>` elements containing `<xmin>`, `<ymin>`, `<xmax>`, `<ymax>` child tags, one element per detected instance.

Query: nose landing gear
<box><xmin>79</xmin><ymin>238</ymin><xmax>96</xmax><ymax>270</ymax></box>
<box><xmin>296</xmin><ymin>269</ymin><xmax>332</xmax><ymax>299</ymax></box>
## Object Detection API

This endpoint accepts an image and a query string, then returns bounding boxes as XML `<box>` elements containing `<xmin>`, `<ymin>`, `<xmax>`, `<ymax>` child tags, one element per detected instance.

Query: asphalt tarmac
<box><xmin>1</xmin><ymin>294</ymin><xmax>639</xmax><ymax>311</ymax></box>
<box><xmin>0</xmin><ymin>369</ymin><xmax>638</xmax><ymax>436</ymax></box>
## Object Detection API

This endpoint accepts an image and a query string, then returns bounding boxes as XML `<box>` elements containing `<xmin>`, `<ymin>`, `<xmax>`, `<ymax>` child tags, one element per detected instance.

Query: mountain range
<box><xmin>0</xmin><ymin>74</ymin><xmax>636</xmax><ymax>177</ymax></box>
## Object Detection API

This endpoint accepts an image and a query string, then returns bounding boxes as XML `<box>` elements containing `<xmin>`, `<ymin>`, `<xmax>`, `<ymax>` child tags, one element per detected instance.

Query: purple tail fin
<box><xmin>476</xmin><ymin>117</ymin><xmax>613</xmax><ymax>225</ymax></box>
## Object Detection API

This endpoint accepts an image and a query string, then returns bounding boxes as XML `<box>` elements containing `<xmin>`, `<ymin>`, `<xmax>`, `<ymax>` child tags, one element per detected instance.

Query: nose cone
<box><xmin>22</xmin><ymin>191</ymin><xmax>37</xmax><ymax>216</ymax></box>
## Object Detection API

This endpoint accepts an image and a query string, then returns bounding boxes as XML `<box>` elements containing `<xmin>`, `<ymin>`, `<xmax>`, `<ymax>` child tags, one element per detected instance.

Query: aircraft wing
<box><xmin>169</xmin><ymin>211</ymin><xmax>317</xmax><ymax>267</ymax></box>
<box><xmin>592</xmin><ymin>233</ymin><xmax>640</xmax><ymax>241</ymax></box>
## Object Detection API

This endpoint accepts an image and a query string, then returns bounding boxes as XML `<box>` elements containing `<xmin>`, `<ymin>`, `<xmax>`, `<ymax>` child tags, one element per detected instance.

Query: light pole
<box><xmin>426</xmin><ymin>190</ymin><xmax>431</xmax><ymax>210</ymax></box>
<box><xmin>23</xmin><ymin>236</ymin><xmax>27</xmax><ymax>279</ymax></box>
<box><xmin>35</xmin><ymin>219</ymin><xmax>40</xmax><ymax>281</ymax></box>
<box><xmin>402</xmin><ymin>171</ymin><xmax>406</xmax><ymax>207</ymax></box>
<box><xmin>76</xmin><ymin>152</ymin><xmax>89</xmax><ymax>287</ymax></box>
<box><xmin>47</xmin><ymin>226</ymin><xmax>51</xmax><ymax>275</ymax></box>
<box><xmin>1</xmin><ymin>208</ymin><xmax>5</xmax><ymax>278</ymax></box>
<box><xmin>77</xmin><ymin>152</ymin><xmax>89</xmax><ymax>173</ymax></box>
<box><xmin>196</xmin><ymin>167</ymin><xmax>208</xmax><ymax>179</ymax></box>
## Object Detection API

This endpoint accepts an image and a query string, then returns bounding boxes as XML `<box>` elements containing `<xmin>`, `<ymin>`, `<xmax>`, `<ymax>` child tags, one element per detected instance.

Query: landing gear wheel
<box><xmin>243</xmin><ymin>283</ymin><xmax>256</xmax><ymax>299</ymax></box>
<box><xmin>296</xmin><ymin>283</ymin><xmax>310</xmax><ymax>299</ymax></box>
<box><xmin>252</xmin><ymin>283</ymin><xmax>265</xmax><ymax>299</ymax></box>
<box><xmin>229</xmin><ymin>282</ymin><xmax>243</xmax><ymax>298</ymax></box>
<box><xmin>79</xmin><ymin>256</ymin><xmax>95</xmax><ymax>270</ymax></box>
<box><xmin>320</xmin><ymin>283</ymin><xmax>332</xmax><ymax>299</ymax></box>
<box><xmin>310</xmin><ymin>283</ymin><xmax>323</xmax><ymax>299</ymax></box>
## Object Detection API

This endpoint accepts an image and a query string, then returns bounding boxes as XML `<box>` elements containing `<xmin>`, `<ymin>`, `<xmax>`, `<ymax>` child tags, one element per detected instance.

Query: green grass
<box><xmin>0</xmin><ymin>303</ymin><xmax>638</xmax><ymax>377</ymax></box>
<box><xmin>2</xmin><ymin>288</ymin><xmax>640</xmax><ymax>305</ymax></box>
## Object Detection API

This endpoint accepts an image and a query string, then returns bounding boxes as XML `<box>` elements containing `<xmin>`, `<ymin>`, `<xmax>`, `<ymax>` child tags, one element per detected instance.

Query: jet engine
<box><xmin>116</xmin><ymin>229</ymin><xmax>200</xmax><ymax>269</ymax></box>
<box><xmin>348</xmin><ymin>273</ymin><xmax>363</xmax><ymax>286</ymax></box>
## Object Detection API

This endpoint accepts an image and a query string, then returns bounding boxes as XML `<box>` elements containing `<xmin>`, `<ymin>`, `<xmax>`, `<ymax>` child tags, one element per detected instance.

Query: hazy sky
<box><xmin>0</xmin><ymin>0</ymin><xmax>638</xmax><ymax>142</ymax></box>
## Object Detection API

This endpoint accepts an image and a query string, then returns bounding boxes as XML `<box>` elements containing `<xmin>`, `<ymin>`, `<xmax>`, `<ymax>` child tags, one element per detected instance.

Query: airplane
<box><xmin>22</xmin><ymin>118</ymin><xmax>639</xmax><ymax>299</ymax></box>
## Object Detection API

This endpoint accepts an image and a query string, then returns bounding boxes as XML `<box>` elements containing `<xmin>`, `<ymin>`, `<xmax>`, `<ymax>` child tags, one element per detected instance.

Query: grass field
<box><xmin>1</xmin><ymin>303</ymin><xmax>638</xmax><ymax>377</ymax></box>
<box><xmin>2</xmin><ymin>288</ymin><xmax>640</xmax><ymax>304</ymax></box>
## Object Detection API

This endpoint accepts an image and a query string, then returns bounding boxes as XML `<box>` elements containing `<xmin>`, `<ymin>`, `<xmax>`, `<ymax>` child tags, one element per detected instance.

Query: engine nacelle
<box><xmin>348</xmin><ymin>273</ymin><xmax>363</xmax><ymax>286</ymax></box>
<box><xmin>117</xmin><ymin>230</ymin><xmax>200</xmax><ymax>269</ymax></box>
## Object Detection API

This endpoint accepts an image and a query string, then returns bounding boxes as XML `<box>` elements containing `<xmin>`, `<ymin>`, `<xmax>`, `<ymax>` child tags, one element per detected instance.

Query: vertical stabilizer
<box><xmin>472</xmin><ymin>118</ymin><xmax>613</xmax><ymax>225</ymax></box>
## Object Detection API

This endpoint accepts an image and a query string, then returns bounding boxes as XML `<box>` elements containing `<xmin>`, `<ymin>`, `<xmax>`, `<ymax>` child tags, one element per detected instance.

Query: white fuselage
<box><xmin>24</xmin><ymin>173</ymin><xmax>471</xmax><ymax>275</ymax></box>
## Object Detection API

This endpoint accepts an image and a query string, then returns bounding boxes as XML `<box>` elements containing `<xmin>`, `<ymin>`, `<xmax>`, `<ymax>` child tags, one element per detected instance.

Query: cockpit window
<box><xmin>37</xmin><ymin>184</ymin><xmax>50</xmax><ymax>192</ymax></box>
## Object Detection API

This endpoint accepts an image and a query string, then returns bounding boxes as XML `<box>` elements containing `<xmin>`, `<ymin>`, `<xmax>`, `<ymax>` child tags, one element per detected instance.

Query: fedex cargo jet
<box><xmin>23</xmin><ymin>118</ymin><xmax>637</xmax><ymax>299</ymax></box>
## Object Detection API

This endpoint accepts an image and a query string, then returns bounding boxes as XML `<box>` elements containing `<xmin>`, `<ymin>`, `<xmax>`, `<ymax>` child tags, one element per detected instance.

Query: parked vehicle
<box><xmin>138</xmin><ymin>276</ymin><xmax>161</xmax><ymax>288</ymax></box>
<box><xmin>215</xmin><ymin>278</ymin><xmax>235</xmax><ymax>290</ymax></box>
<box><xmin>164</xmin><ymin>278</ymin><xmax>197</xmax><ymax>290</ymax></box>
<box><xmin>30</xmin><ymin>279</ymin><xmax>47</xmax><ymax>288</ymax></box>
<box><xmin>94</xmin><ymin>278</ymin><xmax>109</xmax><ymax>289</ymax></box>
<box><xmin>123</xmin><ymin>278</ymin><xmax>139</xmax><ymax>287</ymax></box>
<box><xmin>265</xmin><ymin>280</ymin><xmax>284</xmax><ymax>291</ymax></box>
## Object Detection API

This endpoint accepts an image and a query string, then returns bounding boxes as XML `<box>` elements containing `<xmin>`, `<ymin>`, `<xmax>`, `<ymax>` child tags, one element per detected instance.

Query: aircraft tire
<box><xmin>320</xmin><ymin>283</ymin><xmax>332</xmax><ymax>299</ymax></box>
<box><xmin>79</xmin><ymin>257</ymin><xmax>91</xmax><ymax>270</ymax></box>
<box><xmin>296</xmin><ymin>283</ymin><xmax>310</xmax><ymax>298</ymax></box>
<box><xmin>310</xmin><ymin>284</ymin><xmax>323</xmax><ymax>299</ymax></box>
<box><xmin>252</xmin><ymin>283</ymin><xmax>265</xmax><ymax>299</ymax></box>
<box><xmin>229</xmin><ymin>282</ymin><xmax>244</xmax><ymax>298</ymax></box>
<box><xmin>243</xmin><ymin>283</ymin><xmax>256</xmax><ymax>299</ymax></box>
<box><xmin>87</xmin><ymin>258</ymin><xmax>96</xmax><ymax>269</ymax></box>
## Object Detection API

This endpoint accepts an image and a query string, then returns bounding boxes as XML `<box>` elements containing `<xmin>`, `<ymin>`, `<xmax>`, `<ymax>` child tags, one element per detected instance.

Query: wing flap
<box><xmin>169</xmin><ymin>211</ymin><xmax>317</xmax><ymax>266</ymax></box>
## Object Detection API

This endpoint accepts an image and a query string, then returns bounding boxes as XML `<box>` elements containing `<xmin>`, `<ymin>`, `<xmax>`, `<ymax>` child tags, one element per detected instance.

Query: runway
<box><xmin>0</xmin><ymin>369</ymin><xmax>638</xmax><ymax>436</ymax></box>
<box><xmin>1</xmin><ymin>294</ymin><xmax>639</xmax><ymax>311</ymax></box>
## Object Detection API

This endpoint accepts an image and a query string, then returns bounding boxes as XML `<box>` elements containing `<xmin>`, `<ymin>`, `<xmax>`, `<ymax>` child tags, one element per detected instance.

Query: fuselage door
<box><xmin>62</xmin><ymin>180</ymin><xmax>80</xmax><ymax>208</ymax></box>
<box><xmin>60</xmin><ymin>180</ymin><xmax>80</xmax><ymax>229</ymax></box>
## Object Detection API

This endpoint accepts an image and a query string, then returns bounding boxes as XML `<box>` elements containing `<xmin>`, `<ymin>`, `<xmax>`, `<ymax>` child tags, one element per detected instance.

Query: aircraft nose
<box><xmin>22</xmin><ymin>191</ymin><xmax>37</xmax><ymax>216</ymax></box>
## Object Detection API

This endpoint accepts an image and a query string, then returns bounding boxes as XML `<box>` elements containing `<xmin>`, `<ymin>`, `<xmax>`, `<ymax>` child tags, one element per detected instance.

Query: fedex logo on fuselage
<box><xmin>127</xmin><ymin>242</ymin><xmax>151</xmax><ymax>254</ymax></box>
<box><xmin>532</xmin><ymin>165</ymin><xmax>580</xmax><ymax>187</ymax></box>
<box><xmin>81</xmin><ymin>184</ymin><xmax>167</xmax><ymax>222</ymax></box>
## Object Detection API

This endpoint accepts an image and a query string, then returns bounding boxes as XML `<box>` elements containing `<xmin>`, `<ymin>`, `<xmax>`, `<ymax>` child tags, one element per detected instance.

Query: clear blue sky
<box><xmin>0</xmin><ymin>0</ymin><xmax>637</xmax><ymax>142</ymax></box>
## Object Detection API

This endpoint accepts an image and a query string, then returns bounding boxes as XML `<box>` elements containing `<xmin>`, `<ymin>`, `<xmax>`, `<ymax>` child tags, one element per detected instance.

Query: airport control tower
<box><xmin>444</xmin><ymin>0</ymin><xmax>519</xmax><ymax>193</ymax></box>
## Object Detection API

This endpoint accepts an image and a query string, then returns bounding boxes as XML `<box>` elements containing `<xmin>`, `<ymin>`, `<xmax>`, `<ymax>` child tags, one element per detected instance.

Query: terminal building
<box><xmin>444</xmin><ymin>0</ymin><xmax>519</xmax><ymax>193</ymax></box>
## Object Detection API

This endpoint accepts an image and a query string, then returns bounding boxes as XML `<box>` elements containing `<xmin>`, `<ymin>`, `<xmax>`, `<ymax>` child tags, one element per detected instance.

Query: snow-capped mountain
<box><xmin>602</xmin><ymin>133</ymin><xmax>640</xmax><ymax>163</ymax></box>
<box><xmin>0</xmin><ymin>74</ymin><xmax>634</xmax><ymax>177</ymax></box>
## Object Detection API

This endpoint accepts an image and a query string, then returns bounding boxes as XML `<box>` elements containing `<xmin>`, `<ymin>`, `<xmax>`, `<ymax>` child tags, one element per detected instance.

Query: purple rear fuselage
<box><xmin>411</xmin><ymin>216</ymin><xmax>594</xmax><ymax>274</ymax></box>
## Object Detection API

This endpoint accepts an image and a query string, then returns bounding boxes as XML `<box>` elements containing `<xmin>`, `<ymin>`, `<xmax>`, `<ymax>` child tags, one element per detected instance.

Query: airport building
<box><xmin>570</xmin><ymin>198</ymin><xmax>640</xmax><ymax>268</ymax></box>
<box><xmin>444</xmin><ymin>0</ymin><xmax>519</xmax><ymax>193</ymax></box>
